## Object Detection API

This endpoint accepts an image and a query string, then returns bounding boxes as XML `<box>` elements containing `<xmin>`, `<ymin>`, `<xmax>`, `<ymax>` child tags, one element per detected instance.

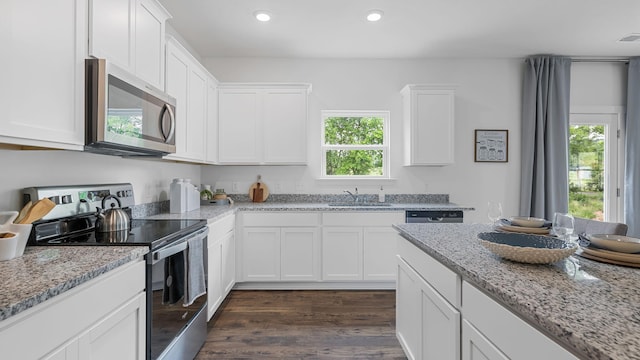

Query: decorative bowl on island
<box><xmin>478</xmin><ymin>232</ymin><xmax>577</xmax><ymax>264</ymax></box>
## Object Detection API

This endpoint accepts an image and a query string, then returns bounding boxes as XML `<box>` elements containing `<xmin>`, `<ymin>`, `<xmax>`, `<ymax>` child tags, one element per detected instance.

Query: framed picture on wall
<box><xmin>474</xmin><ymin>129</ymin><xmax>508</xmax><ymax>162</ymax></box>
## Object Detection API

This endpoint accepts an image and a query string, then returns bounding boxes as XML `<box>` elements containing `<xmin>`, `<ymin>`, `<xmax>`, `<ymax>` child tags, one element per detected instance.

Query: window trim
<box><xmin>569</xmin><ymin>106</ymin><xmax>625</xmax><ymax>222</ymax></box>
<box><xmin>320</xmin><ymin>110</ymin><xmax>391</xmax><ymax>179</ymax></box>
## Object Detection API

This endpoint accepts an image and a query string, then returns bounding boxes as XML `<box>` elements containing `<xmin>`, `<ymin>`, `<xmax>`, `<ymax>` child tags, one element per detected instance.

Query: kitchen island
<box><xmin>394</xmin><ymin>223</ymin><xmax>640</xmax><ymax>360</ymax></box>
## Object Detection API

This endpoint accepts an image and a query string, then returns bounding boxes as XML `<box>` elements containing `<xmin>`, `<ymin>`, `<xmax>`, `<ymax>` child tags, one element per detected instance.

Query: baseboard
<box><xmin>232</xmin><ymin>281</ymin><xmax>396</xmax><ymax>290</ymax></box>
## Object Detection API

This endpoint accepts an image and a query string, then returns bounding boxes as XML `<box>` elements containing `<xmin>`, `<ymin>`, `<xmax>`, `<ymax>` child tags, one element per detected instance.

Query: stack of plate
<box><xmin>577</xmin><ymin>234</ymin><xmax>640</xmax><ymax>268</ymax></box>
<box><xmin>495</xmin><ymin>217</ymin><xmax>551</xmax><ymax>235</ymax></box>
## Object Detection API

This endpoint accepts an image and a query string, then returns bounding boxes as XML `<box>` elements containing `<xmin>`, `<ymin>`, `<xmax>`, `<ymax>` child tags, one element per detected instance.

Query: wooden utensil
<box><xmin>248</xmin><ymin>175</ymin><xmax>269</xmax><ymax>203</ymax></box>
<box><xmin>17</xmin><ymin>198</ymin><xmax>56</xmax><ymax>224</ymax></box>
<box><xmin>14</xmin><ymin>201</ymin><xmax>32</xmax><ymax>224</ymax></box>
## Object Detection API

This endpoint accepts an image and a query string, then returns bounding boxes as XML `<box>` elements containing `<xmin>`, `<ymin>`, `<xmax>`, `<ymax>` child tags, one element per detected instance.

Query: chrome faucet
<box><xmin>344</xmin><ymin>188</ymin><xmax>360</xmax><ymax>203</ymax></box>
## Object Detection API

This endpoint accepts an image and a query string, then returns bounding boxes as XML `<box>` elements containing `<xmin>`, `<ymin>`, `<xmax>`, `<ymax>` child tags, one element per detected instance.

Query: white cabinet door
<box><xmin>89</xmin><ymin>0</ymin><xmax>134</xmax><ymax>70</ymax></box>
<box><xmin>322</xmin><ymin>227</ymin><xmax>363</xmax><ymax>281</ymax></box>
<box><xmin>263</xmin><ymin>89</ymin><xmax>308</xmax><ymax>164</ymax></box>
<box><xmin>402</xmin><ymin>85</ymin><xmax>455</xmax><ymax>165</ymax></box>
<box><xmin>218</xmin><ymin>89</ymin><xmax>261</xmax><ymax>163</ymax></box>
<box><xmin>164</xmin><ymin>38</ymin><xmax>207</xmax><ymax>162</ymax></box>
<box><xmin>78</xmin><ymin>293</ymin><xmax>146</xmax><ymax>360</ymax></box>
<box><xmin>281</xmin><ymin>227</ymin><xmax>321</xmax><ymax>281</ymax></box>
<box><xmin>461</xmin><ymin>320</ymin><xmax>508</xmax><ymax>360</ymax></box>
<box><xmin>42</xmin><ymin>340</ymin><xmax>79</xmax><ymax>360</ymax></box>
<box><xmin>242</xmin><ymin>227</ymin><xmax>281</xmax><ymax>281</ymax></box>
<box><xmin>397</xmin><ymin>254</ymin><xmax>461</xmax><ymax>360</ymax></box>
<box><xmin>1</xmin><ymin>0</ymin><xmax>85</xmax><ymax>149</ymax></box>
<box><xmin>221</xmin><ymin>230</ymin><xmax>236</xmax><ymax>294</ymax></box>
<box><xmin>185</xmin><ymin>65</ymin><xmax>207</xmax><ymax>160</ymax></box>
<box><xmin>363</xmin><ymin>227</ymin><xmax>398</xmax><ymax>281</ymax></box>
<box><xmin>89</xmin><ymin>0</ymin><xmax>169</xmax><ymax>89</ymax></box>
<box><xmin>217</xmin><ymin>84</ymin><xmax>310</xmax><ymax>165</ymax></box>
<box><xmin>396</xmin><ymin>257</ymin><xmax>422</xmax><ymax>360</ymax></box>
<box><xmin>207</xmin><ymin>234</ymin><xmax>223</xmax><ymax>320</ymax></box>
<box><xmin>205</xmin><ymin>79</ymin><xmax>219</xmax><ymax>163</ymax></box>
<box><xmin>419</xmin><ymin>267</ymin><xmax>461</xmax><ymax>360</ymax></box>
<box><xmin>135</xmin><ymin>0</ymin><xmax>167</xmax><ymax>88</ymax></box>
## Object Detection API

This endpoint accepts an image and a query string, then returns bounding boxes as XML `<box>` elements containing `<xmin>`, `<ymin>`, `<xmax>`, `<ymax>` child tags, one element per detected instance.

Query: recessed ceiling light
<box><xmin>366</xmin><ymin>10</ymin><xmax>383</xmax><ymax>22</ymax></box>
<box><xmin>254</xmin><ymin>10</ymin><xmax>272</xmax><ymax>22</ymax></box>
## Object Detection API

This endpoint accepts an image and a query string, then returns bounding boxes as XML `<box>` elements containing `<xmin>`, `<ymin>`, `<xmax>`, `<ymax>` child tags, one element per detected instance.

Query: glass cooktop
<box><xmin>32</xmin><ymin>219</ymin><xmax>206</xmax><ymax>249</ymax></box>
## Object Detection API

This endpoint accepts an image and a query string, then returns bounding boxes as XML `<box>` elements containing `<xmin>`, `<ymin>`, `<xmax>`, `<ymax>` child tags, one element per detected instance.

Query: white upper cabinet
<box><xmin>0</xmin><ymin>0</ymin><xmax>86</xmax><ymax>150</ymax></box>
<box><xmin>164</xmin><ymin>36</ymin><xmax>218</xmax><ymax>163</ymax></box>
<box><xmin>218</xmin><ymin>84</ymin><xmax>311</xmax><ymax>165</ymax></box>
<box><xmin>401</xmin><ymin>85</ymin><xmax>455</xmax><ymax>166</ymax></box>
<box><xmin>89</xmin><ymin>0</ymin><xmax>170</xmax><ymax>89</ymax></box>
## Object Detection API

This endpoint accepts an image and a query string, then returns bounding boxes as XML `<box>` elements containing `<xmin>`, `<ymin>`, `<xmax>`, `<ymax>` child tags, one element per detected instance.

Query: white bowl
<box><xmin>509</xmin><ymin>216</ymin><xmax>546</xmax><ymax>228</ymax></box>
<box><xmin>588</xmin><ymin>234</ymin><xmax>640</xmax><ymax>254</ymax></box>
<box><xmin>0</xmin><ymin>232</ymin><xmax>18</xmax><ymax>261</ymax></box>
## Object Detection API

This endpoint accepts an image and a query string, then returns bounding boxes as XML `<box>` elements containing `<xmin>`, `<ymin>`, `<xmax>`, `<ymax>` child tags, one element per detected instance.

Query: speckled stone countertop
<box><xmin>394</xmin><ymin>223</ymin><xmax>640</xmax><ymax>360</ymax></box>
<box><xmin>145</xmin><ymin>202</ymin><xmax>474</xmax><ymax>223</ymax></box>
<box><xmin>0</xmin><ymin>246</ymin><xmax>148</xmax><ymax>322</ymax></box>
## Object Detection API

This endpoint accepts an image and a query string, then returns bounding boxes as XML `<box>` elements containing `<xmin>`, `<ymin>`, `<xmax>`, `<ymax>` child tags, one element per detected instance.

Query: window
<box><xmin>569</xmin><ymin>108</ymin><xmax>623</xmax><ymax>221</ymax></box>
<box><xmin>321</xmin><ymin>110</ymin><xmax>390</xmax><ymax>178</ymax></box>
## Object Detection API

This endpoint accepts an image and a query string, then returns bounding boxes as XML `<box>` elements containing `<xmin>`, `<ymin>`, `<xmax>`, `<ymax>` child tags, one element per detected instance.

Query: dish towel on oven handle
<box><xmin>184</xmin><ymin>234</ymin><xmax>206</xmax><ymax>307</ymax></box>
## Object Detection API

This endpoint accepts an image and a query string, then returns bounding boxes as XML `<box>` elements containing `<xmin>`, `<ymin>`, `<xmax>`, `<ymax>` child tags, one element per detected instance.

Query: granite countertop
<box><xmin>394</xmin><ymin>223</ymin><xmax>640</xmax><ymax>360</ymax></box>
<box><xmin>0</xmin><ymin>246</ymin><xmax>148</xmax><ymax>322</ymax></box>
<box><xmin>145</xmin><ymin>202</ymin><xmax>474</xmax><ymax>223</ymax></box>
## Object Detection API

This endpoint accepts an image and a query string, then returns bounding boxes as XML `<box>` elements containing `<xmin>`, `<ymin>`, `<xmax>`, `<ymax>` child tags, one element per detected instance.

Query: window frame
<box><xmin>320</xmin><ymin>110</ymin><xmax>391</xmax><ymax>179</ymax></box>
<box><xmin>569</xmin><ymin>106</ymin><xmax>624</xmax><ymax>222</ymax></box>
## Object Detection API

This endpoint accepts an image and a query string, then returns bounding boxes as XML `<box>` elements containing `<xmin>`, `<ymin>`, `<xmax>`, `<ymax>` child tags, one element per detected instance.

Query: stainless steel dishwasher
<box><xmin>405</xmin><ymin>210</ymin><xmax>464</xmax><ymax>223</ymax></box>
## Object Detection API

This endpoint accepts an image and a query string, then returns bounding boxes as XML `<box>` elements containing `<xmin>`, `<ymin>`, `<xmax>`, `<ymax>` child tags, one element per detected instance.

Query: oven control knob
<box><xmin>61</xmin><ymin>195</ymin><xmax>73</xmax><ymax>204</ymax></box>
<box><xmin>48</xmin><ymin>196</ymin><xmax>60</xmax><ymax>205</ymax></box>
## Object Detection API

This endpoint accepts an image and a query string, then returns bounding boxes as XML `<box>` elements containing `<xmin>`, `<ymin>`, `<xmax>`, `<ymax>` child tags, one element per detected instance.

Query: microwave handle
<box><xmin>160</xmin><ymin>104</ymin><xmax>176</xmax><ymax>143</ymax></box>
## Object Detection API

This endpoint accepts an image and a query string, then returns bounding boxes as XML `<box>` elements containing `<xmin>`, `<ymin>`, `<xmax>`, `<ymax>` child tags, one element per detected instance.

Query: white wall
<box><xmin>571</xmin><ymin>62</ymin><xmax>627</xmax><ymax>106</ymax></box>
<box><xmin>0</xmin><ymin>149</ymin><xmax>200</xmax><ymax>211</ymax></box>
<box><xmin>203</xmin><ymin>58</ymin><xmax>525</xmax><ymax>223</ymax></box>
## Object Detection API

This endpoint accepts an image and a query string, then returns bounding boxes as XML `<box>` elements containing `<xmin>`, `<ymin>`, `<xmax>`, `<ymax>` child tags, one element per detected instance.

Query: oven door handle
<box><xmin>153</xmin><ymin>240</ymin><xmax>188</xmax><ymax>263</ymax></box>
<box><xmin>151</xmin><ymin>227</ymin><xmax>208</xmax><ymax>264</ymax></box>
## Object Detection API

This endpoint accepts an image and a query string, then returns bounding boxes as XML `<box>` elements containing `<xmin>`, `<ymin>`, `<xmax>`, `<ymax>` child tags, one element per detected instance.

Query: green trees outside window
<box><xmin>322</xmin><ymin>114</ymin><xmax>388</xmax><ymax>177</ymax></box>
<box><xmin>569</xmin><ymin>125</ymin><xmax>605</xmax><ymax>220</ymax></box>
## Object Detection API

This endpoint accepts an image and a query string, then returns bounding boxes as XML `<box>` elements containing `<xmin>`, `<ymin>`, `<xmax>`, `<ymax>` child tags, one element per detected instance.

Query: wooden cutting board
<box><xmin>248</xmin><ymin>181</ymin><xmax>269</xmax><ymax>202</ymax></box>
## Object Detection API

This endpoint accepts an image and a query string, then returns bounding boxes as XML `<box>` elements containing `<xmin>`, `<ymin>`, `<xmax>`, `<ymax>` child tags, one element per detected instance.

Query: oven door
<box><xmin>148</xmin><ymin>227</ymin><xmax>208</xmax><ymax>360</ymax></box>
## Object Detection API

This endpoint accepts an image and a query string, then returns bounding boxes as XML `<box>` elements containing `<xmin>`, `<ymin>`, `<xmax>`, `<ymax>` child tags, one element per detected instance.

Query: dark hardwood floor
<box><xmin>196</xmin><ymin>290</ymin><xmax>407</xmax><ymax>360</ymax></box>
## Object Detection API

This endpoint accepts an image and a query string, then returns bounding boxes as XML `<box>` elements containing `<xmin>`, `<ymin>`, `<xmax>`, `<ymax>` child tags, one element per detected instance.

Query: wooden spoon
<box><xmin>17</xmin><ymin>198</ymin><xmax>56</xmax><ymax>224</ymax></box>
<box><xmin>14</xmin><ymin>201</ymin><xmax>32</xmax><ymax>224</ymax></box>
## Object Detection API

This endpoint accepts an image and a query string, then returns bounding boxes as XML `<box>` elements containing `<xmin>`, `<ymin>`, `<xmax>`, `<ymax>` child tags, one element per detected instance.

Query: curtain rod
<box><xmin>571</xmin><ymin>57</ymin><xmax>629</xmax><ymax>63</ymax></box>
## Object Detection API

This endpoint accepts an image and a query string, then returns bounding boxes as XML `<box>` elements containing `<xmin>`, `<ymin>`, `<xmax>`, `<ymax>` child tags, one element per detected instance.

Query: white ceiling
<box><xmin>158</xmin><ymin>0</ymin><xmax>640</xmax><ymax>59</ymax></box>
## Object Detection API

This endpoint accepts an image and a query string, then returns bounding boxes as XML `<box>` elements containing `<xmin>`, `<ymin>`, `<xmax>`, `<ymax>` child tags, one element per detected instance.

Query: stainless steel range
<box><xmin>23</xmin><ymin>183</ymin><xmax>208</xmax><ymax>360</ymax></box>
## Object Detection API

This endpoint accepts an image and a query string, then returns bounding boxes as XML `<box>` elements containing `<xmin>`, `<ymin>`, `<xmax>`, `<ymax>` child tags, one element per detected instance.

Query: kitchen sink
<box><xmin>328</xmin><ymin>202</ymin><xmax>393</xmax><ymax>207</ymax></box>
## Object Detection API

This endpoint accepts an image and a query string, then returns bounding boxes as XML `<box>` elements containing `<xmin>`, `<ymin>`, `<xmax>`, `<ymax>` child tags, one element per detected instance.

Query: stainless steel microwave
<box><xmin>85</xmin><ymin>58</ymin><xmax>176</xmax><ymax>157</ymax></box>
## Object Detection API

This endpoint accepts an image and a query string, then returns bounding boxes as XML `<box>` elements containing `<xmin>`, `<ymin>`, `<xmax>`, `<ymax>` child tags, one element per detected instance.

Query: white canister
<box><xmin>170</xmin><ymin>178</ymin><xmax>186</xmax><ymax>213</ymax></box>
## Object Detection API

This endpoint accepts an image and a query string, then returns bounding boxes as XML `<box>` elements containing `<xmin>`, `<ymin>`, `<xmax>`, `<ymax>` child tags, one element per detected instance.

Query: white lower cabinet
<box><xmin>0</xmin><ymin>260</ymin><xmax>146</xmax><ymax>360</ymax></box>
<box><xmin>461</xmin><ymin>281</ymin><xmax>578</xmax><ymax>360</ymax></box>
<box><xmin>240</xmin><ymin>212</ymin><xmax>321</xmax><ymax>282</ymax></box>
<box><xmin>207</xmin><ymin>214</ymin><xmax>236</xmax><ymax>320</ymax></box>
<box><xmin>322</xmin><ymin>227</ymin><xmax>363</xmax><ymax>280</ymax></box>
<box><xmin>461</xmin><ymin>319</ymin><xmax>508</xmax><ymax>360</ymax></box>
<box><xmin>322</xmin><ymin>212</ymin><xmax>404</xmax><ymax>282</ymax></box>
<box><xmin>396</xmin><ymin>248</ymin><xmax>460</xmax><ymax>360</ymax></box>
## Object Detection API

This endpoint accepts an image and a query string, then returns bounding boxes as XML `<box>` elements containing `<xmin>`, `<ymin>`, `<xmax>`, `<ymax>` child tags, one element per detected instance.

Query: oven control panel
<box><xmin>22</xmin><ymin>183</ymin><xmax>135</xmax><ymax>221</ymax></box>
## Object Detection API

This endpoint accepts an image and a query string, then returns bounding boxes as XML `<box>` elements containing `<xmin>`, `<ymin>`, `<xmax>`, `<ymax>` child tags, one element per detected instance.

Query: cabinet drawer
<box><xmin>462</xmin><ymin>281</ymin><xmax>578</xmax><ymax>360</ymax></box>
<box><xmin>397</xmin><ymin>237</ymin><xmax>461</xmax><ymax>307</ymax></box>
<box><xmin>210</xmin><ymin>214</ymin><xmax>235</xmax><ymax>238</ymax></box>
<box><xmin>242</xmin><ymin>212</ymin><xmax>320</xmax><ymax>227</ymax></box>
<box><xmin>322</xmin><ymin>212</ymin><xmax>404</xmax><ymax>227</ymax></box>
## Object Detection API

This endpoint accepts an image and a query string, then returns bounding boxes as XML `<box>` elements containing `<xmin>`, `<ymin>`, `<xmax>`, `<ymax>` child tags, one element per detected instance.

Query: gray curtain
<box><xmin>519</xmin><ymin>55</ymin><xmax>572</xmax><ymax>219</ymax></box>
<box><xmin>625</xmin><ymin>58</ymin><xmax>640</xmax><ymax>237</ymax></box>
